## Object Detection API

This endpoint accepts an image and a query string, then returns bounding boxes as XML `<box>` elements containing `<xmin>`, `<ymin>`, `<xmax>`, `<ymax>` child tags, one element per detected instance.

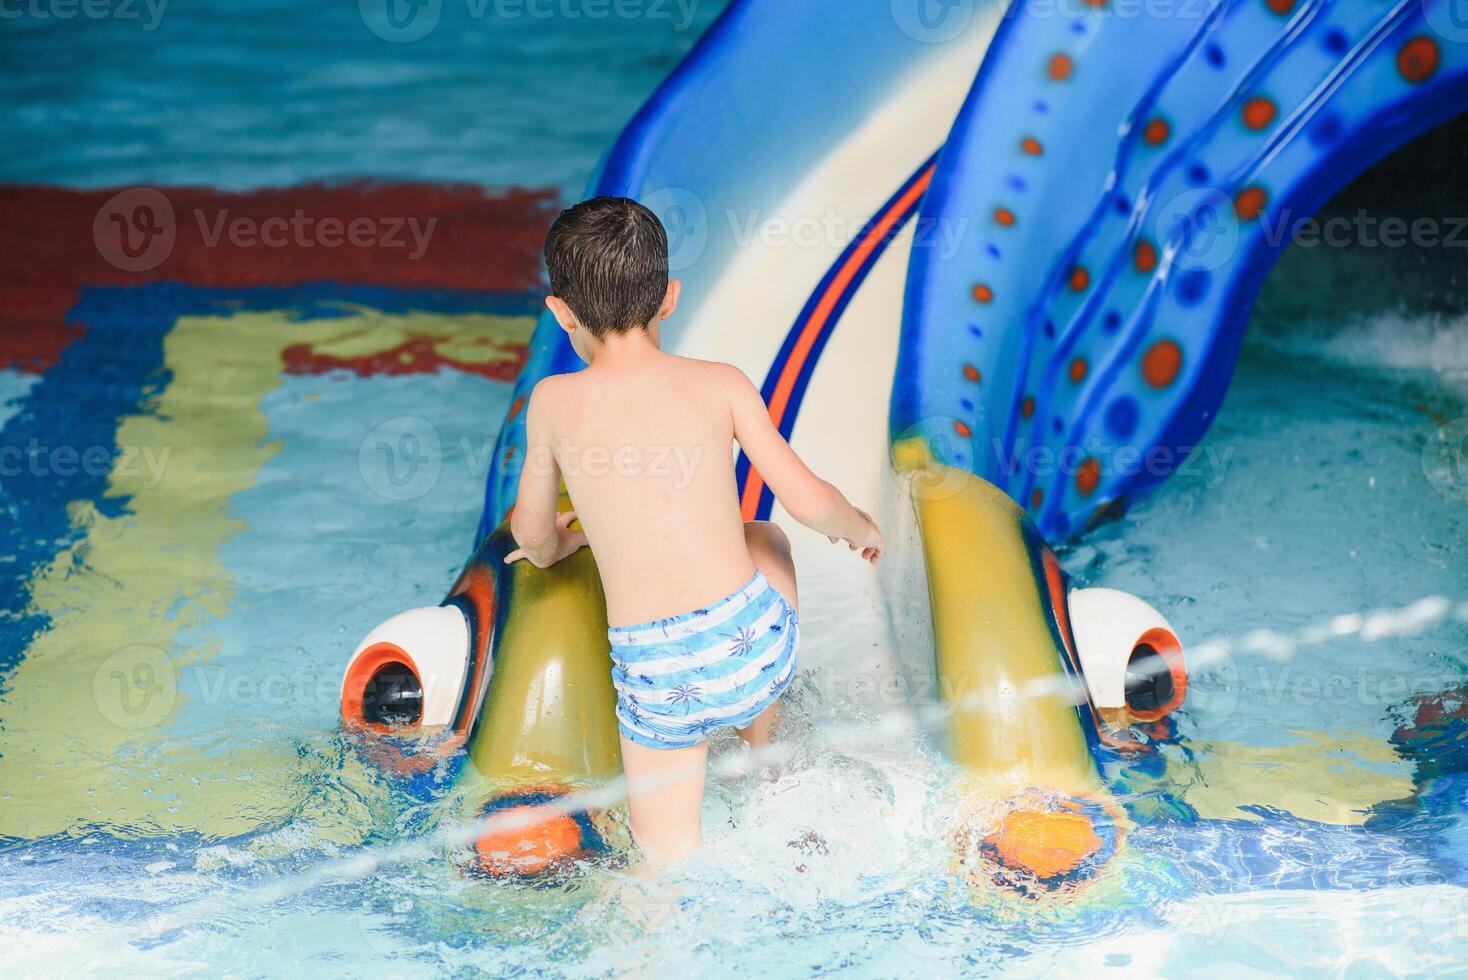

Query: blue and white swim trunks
<box><xmin>607</xmin><ymin>571</ymin><xmax>798</xmax><ymax>750</ymax></box>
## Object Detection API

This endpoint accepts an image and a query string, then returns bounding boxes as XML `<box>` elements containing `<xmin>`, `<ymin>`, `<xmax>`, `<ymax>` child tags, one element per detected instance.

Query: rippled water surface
<box><xmin>3</xmin><ymin>3</ymin><xmax>1468</xmax><ymax>976</ymax></box>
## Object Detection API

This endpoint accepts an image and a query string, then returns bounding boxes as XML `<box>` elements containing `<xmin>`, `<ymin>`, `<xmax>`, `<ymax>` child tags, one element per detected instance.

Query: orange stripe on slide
<box><xmin>740</xmin><ymin>162</ymin><xmax>936</xmax><ymax>520</ymax></box>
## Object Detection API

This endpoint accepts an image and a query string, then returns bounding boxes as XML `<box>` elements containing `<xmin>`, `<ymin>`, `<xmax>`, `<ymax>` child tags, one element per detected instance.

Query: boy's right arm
<box><xmin>725</xmin><ymin>367</ymin><xmax>883</xmax><ymax>562</ymax></box>
<box><xmin>504</xmin><ymin>381</ymin><xmax>588</xmax><ymax>568</ymax></box>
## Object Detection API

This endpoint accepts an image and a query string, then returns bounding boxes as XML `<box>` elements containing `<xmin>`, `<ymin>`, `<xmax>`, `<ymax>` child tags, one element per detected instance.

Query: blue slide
<box><xmin>342</xmin><ymin>0</ymin><xmax>1468</xmax><ymax>884</ymax></box>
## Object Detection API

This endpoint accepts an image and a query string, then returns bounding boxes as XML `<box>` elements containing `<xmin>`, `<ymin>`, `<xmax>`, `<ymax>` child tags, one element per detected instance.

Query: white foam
<box><xmin>1271</xmin><ymin>309</ymin><xmax>1468</xmax><ymax>399</ymax></box>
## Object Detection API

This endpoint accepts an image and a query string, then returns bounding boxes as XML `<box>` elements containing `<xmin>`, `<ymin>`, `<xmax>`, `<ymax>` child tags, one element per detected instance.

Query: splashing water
<box><xmin>4</xmin><ymin>4</ymin><xmax>1468</xmax><ymax>975</ymax></box>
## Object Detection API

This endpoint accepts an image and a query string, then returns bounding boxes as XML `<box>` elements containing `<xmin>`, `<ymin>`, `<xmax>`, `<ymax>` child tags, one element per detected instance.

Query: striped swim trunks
<box><xmin>607</xmin><ymin>571</ymin><xmax>798</xmax><ymax>750</ymax></box>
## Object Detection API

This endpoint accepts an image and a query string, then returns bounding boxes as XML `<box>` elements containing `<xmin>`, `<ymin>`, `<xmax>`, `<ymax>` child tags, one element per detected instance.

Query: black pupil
<box><xmin>362</xmin><ymin>663</ymin><xmax>423</xmax><ymax>726</ymax></box>
<box><xmin>1124</xmin><ymin>643</ymin><xmax>1175</xmax><ymax>714</ymax></box>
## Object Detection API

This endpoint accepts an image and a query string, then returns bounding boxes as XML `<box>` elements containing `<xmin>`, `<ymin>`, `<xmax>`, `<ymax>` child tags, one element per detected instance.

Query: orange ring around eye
<box><xmin>341</xmin><ymin>642</ymin><xmax>424</xmax><ymax>734</ymax></box>
<box><xmin>1126</xmin><ymin>627</ymin><xmax>1186</xmax><ymax>723</ymax></box>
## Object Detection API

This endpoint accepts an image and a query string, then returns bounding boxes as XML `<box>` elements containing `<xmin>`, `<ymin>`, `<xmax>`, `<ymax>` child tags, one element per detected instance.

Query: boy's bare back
<box><xmin>528</xmin><ymin>351</ymin><xmax>757</xmax><ymax>626</ymax></box>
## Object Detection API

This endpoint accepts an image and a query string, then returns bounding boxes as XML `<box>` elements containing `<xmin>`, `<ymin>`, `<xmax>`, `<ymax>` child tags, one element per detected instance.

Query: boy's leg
<box><xmin>744</xmin><ymin>520</ymin><xmax>798</xmax><ymax>608</ymax></box>
<box><xmin>620</xmin><ymin>735</ymin><xmax>707</xmax><ymax>868</ymax></box>
<box><xmin>738</xmin><ymin>521</ymin><xmax>798</xmax><ymax>750</ymax></box>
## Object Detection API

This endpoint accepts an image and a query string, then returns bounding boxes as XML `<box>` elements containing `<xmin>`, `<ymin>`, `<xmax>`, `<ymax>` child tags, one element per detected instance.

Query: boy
<box><xmin>504</xmin><ymin>197</ymin><xmax>884</xmax><ymax>867</ymax></box>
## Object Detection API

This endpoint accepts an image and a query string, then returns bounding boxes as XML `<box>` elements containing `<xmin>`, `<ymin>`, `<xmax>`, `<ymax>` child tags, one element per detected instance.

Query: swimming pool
<box><xmin>3</xmin><ymin>2</ymin><xmax>1468</xmax><ymax>975</ymax></box>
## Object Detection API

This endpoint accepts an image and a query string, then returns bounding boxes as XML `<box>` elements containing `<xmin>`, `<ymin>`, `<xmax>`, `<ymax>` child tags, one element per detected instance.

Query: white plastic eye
<box><xmin>340</xmin><ymin>605</ymin><xmax>472</xmax><ymax>730</ymax></box>
<box><xmin>1067</xmin><ymin>587</ymin><xmax>1186</xmax><ymax>724</ymax></box>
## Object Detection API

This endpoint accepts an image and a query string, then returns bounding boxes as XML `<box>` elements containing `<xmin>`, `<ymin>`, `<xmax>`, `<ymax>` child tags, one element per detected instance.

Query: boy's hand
<box><xmin>828</xmin><ymin>508</ymin><xmax>884</xmax><ymax>564</ymax></box>
<box><xmin>504</xmin><ymin>510</ymin><xmax>589</xmax><ymax>568</ymax></box>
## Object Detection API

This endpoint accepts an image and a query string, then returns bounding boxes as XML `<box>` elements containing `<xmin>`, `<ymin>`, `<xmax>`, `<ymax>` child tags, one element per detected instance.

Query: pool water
<box><xmin>1</xmin><ymin>0</ymin><xmax>715</xmax><ymax>195</ymax></box>
<box><xmin>4</xmin><ymin>4</ymin><xmax>1468</xmax><ymax>976</ymax></box>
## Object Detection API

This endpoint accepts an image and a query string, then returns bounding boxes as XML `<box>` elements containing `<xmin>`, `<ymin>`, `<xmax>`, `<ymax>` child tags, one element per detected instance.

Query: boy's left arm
<box><xmin>504</xmin><ymin>383</ymin><xmax>587</xmax><ymax>568</ymax></box>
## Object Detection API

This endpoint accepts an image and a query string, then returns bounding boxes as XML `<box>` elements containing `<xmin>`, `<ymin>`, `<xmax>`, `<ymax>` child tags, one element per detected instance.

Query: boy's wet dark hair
<box><xmin>544</xmin><ymin>196</ymin><xmax>670</xmax><ymax>338</ymax></box>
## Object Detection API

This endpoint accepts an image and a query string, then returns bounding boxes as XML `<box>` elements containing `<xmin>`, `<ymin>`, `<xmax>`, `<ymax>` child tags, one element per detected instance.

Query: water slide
<box><xmin>340</xmin><ymin>0</ymin><xmax>1468</xmax><ymax>885</ymax></box>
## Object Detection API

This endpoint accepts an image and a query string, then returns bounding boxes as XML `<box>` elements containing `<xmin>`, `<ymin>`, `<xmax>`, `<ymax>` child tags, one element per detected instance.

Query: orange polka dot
<box><xmin>1134</xmin><ymin>239</ymin><xmax>1158</xmax><ymax>274</ymax></box>
<box><xmin>962</xmin><ymin>363</ymin><xmax>981</xmax><ymax>383</ymax></box>
<box><xmin>1234</xmin><ymin>185</ymin><xmax>1268</xmax><ymax>222</ymax></box>
<box><xmin>1068</xmin><ymin>266</ymin><xmax>1090</xmax><ymax>292</ymax></box>
<box><xmin>1076</xmin><ymin>458</ymin><xmax>1102</xmax><ymax>496</ymax></box>
<box><xmin>1068</xmin><ymin>357</ymin><xmax>1088</xmax><ymax>383</ymax></box>
<box><xmin>954</xmin><ymin>420</ymin><xmax>972</xmax><ymax>438</ymax></box>
<box><xmin>1142</xmin><ymin>117</ymin><xmax>1171</xmax><ymax>146</ymax></box>
<box><xmin>1142</xmin><ymin>339</ymin><xmax>1183</xmax><ymax>388</ymax></box>
<box><xmin>1021</xmin><ymin>396</ymin><xmax>1036</xmax><ymax>420</ymax></box>
<box><xmin>1398</xmin><ymin>36</ymin><xmax>1441</xmax><ymax>84</ymax></box>
<box><xmin>1242</xmin><ymin>96</ymin><xmax>1277</xmax><ymax>130</ymax></box>
<box><xmin>1048</xmin><ymin>54</ymin><xmax>1074</xmax><ymax>81</ymax></box>
<box><xmin>507</xmin><ymin>396</ymin><xmax>526</xmax><ymax>421</ymax></box>
<box><xmin>1265</xmin><ymin>0</ymin><xmax>1296</xmax><ymax>15</ymax></box>
<box><xmin>1031</xmin><ymin>489</ymin><xmax>1044</xmax><ymax>510</ymax></box>
<box><xmin>1021</xmin><ymin>136</ymin><xmax>1043</xmax><ymax>156</ymax></box>
<box><xmin>972</xmin><ymin>283</ymin><xmax>994</xmax><ymax>304</ymax></box>
<box><xmin>994</xmin><ymin>207</ymin><xmax>1017</xmax><ymax>227</ymax></box>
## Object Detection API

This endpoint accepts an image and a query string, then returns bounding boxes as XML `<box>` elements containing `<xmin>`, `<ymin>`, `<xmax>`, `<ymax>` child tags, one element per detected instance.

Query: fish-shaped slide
<box><xmin>342</xmin><ymin>0</ymin><xmax>1466</xmax><ymax>890</ymax></box>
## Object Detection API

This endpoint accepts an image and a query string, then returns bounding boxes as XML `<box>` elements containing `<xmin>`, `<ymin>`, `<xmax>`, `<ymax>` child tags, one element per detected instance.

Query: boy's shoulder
<box><xmin>524</xmin><ymin>373</ymin><xmax>580</xmax><ymax>430</ymax></box>
<box><xmin>526</xmin><ymin>373</ymin><xmax>565</xmax><ymax>405</ymax></box>
<box><xmin>664</xmin><ymin>354</ymin><xmax>752</xmax><ymax>389</ymax></box>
